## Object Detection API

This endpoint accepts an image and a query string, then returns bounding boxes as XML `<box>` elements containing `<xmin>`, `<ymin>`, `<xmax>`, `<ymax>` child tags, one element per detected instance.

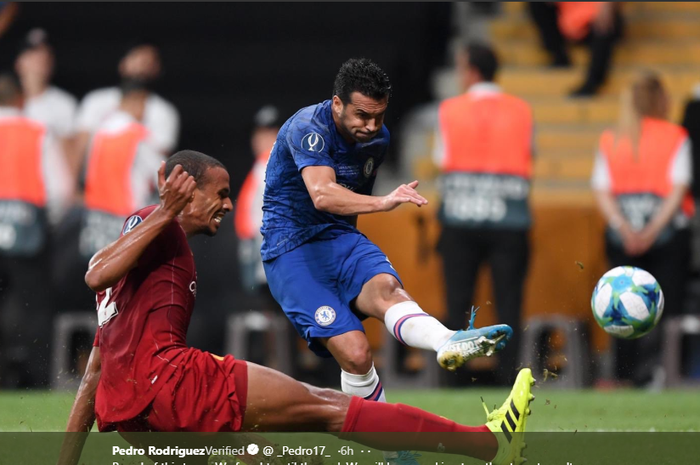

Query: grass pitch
<box><xmin>1</xmin><ymin>387</ymin><xmax>698</xmax><ymax>432</ymax></box>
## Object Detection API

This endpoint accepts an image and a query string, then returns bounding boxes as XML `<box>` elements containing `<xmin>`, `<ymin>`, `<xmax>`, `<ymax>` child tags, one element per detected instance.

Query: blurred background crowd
<box><xmin>1</xmin><ymin>2</ymin><xmax>699</xmax><ymax>391</ymax></box>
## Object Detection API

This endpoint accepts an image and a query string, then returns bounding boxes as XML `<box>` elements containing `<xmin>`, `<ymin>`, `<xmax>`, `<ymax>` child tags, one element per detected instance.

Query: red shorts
<box><xmin>105</xmin><ymin>350</ymin><xmax>248</xmax><ymax>432</ymax></box>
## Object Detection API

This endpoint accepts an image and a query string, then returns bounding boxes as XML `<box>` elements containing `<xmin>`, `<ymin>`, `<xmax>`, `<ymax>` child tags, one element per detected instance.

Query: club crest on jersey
<box><xmin>122</xmin><ymin>215</ymin><xmax>143</xmax><ymax>235</ymax></box>
<box><xmin>363</xmin><ymin>157</ymin><xmax>375</xmax><ymax>178</ymax></box>
<box><xmin>301</xmin><ymin>132</ymin><xmax>325</xmax><ymax>152</ymax></box>
<box><xmin>315</xmin><ymin>306</ymin><xmax>336</xmax><ymax>327</ymax></box>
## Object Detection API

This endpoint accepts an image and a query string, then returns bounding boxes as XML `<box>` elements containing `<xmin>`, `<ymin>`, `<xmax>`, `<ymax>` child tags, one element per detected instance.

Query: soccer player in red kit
<box><xmin>59</xmin><ymin>150</ymin><xmax>535</xmax><ymax>465</ymax></box>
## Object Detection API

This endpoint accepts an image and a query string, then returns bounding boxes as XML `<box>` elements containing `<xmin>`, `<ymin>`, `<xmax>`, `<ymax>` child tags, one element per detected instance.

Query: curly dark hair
<box><xmin>165</xmin><ymin>150</ymin><xmax>226</xmax><ymax>186</ymax></box>
<box><xmin>332</xmin><ymin>58</ymin><xmax>392</xmax><ymax>104</ymax></box>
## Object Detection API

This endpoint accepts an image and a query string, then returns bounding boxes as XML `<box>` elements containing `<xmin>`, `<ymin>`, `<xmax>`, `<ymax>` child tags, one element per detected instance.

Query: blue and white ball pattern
<box><xmin>591</xmin><ymin>266</ymin><xmax>664</xmax><ymax>339</ymax></box>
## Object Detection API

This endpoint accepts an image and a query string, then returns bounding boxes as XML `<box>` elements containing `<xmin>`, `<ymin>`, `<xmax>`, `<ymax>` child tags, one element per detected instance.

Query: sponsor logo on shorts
<box><xmin>122</xmin><ymin>215</ymin><xmax>143</xmax><ymax>235</ymax></box>
<box><xmin>363</xmin><ymin>157</ymin><xmax>375</xmax><ymax>178</ymax></box>
<box><xmin>315</xmin><ymin>306</ymin><xmax>336</xmax><ymax>327</ymax></box>
<box><xmin>301</xmin><ymin>132</ymin><xmax>325</xmax><ymax>152</ymax></box>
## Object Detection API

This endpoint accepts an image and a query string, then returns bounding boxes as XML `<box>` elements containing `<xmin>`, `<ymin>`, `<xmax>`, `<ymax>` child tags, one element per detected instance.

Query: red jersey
<box><xmin>93</xmin><ymin>205</ymin><xmax>197</xmax><ymax>424</ymax></box>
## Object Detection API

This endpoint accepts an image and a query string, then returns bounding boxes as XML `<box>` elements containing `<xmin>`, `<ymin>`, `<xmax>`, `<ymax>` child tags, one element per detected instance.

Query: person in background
<box><xmin>235</xmin><ymin>105</ymin><xmax>281</xmax><ymax>295</ymax></box>
<box><xmin>78</xmin><ymin>82</ymin><xmax>165</xmax><ymax>262</ymax></box>
<box><xmin>528</xmin><ymin>2</ymin><xmax>623</xmax><ymax>98</ymax></box>
<box><xmin>681</xmin><ymin>84</ymin><xmax>700</xmax><ymax>380</ymax></box>
<box><xmin>434</xmin><ymin>42</ymin><xmax>533</xmax><ymax>386</ymax></box>
<box><xmin>591</xmin><ymin>73</ymin><xmax>693</xmax><ymax>387</ymax></box>
<box><xmin>681</xmin><ymin>82</ymin><xmax>700</xmax><ymax>200</ymax></box>
<box><xmin>72</xmin><ymin>40</ymin><xmax>179</xmax><ymax>177</ymax></box>
<box><xmin>0</xmin><ymin>72</ymin><xmax>64</xmax><ymax>388</ymax></box>
<box><xmin>15</xmin><ymin>28</ymin><xmax>77</xmax><ymax>224</ymax></box>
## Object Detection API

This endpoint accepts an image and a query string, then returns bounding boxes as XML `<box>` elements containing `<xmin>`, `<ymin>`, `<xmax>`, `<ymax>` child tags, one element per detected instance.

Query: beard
<box><xmin>119</xmin><ymin>76</ymin><xmax>155</xmax><ymax>93</ymax></box>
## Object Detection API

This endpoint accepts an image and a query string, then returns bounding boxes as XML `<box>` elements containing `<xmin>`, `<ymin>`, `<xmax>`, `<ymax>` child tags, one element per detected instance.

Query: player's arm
<box><xmin>637</xmin><ymin>184</ymin><xmax>688</xmax><ymax>254</ymax></box>
<box><xmin>65</xmin><ymin>346</ymin><xmax>100</xmax><ymax>432</ymax></box>
<box><xmin>642</xmin><ymin>139</ymin><xmax>692</xmax><ymax>243</ymax></box>
<box><xmin>84</xmin><ymin>162</ymin><xmax>196</xmax><ymax>292</ymax></box>
<box><xmin>301</xmin><ymin>165</ymin><xmax>427</xmax><ymax>216</ymax></box>
<box><xmin>56</xmin><ymin>347</ymin><xmax>100</xmax><ymax>465</ymax></box>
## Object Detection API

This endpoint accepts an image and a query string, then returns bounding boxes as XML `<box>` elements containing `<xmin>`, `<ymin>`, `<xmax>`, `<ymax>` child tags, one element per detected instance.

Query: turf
<box><xmin>1</xmin><ymin>387</ymin><xmax>698</xmax><ymax>432</ymax></box>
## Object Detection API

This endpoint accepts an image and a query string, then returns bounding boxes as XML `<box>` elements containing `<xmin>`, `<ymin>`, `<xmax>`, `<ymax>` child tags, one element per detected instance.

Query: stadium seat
<box><xmin>519</xmin><ymin>316</ymin><xmax>591</xmax><ymax>388</ymax></box>
<box><xmin>662</xmin><ymin>315</ymin><xmax>700</xmax><ymax>387</ymax></box>
<box><xmin>225</xmin><ymin>311</ymin><xmax>294</xmax><ymax>375</ymax></box>
<box><xmin>50</xmin><ymin>312</ymin><xmax>97</xmax><ymax>391</ymax></box>
<box><xmin>379</xmin><ymin>337</ymin><xmax>441</xmax><ymax>388</ymax></box>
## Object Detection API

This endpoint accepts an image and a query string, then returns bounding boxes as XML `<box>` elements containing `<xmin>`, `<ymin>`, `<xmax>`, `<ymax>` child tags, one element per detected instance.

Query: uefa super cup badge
<box><xmin>315</xmin><ymin>306</ymin><xmax>336</xmax><ymax>326</ymax></box>
<box><xmin>301</xmin><ymin>132</ymin><xmax>325</xmax><ymax>152</ymax></box>
<box><xmin>122</xmin><ymin>215</ymin><xmax>143</xmax><ymax>234</ymax></box>
<box><xmin>363</xmin><ymin>157</ymin><xmax>375</xmax><ymax>178</ymax></box>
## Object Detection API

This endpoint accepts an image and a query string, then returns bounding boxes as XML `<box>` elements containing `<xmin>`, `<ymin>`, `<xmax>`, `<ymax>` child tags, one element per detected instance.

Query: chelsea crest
<box><xmin>315</xmin><ymin>306</ymin><xmax>336</xmax><ymax>326</ymax></box>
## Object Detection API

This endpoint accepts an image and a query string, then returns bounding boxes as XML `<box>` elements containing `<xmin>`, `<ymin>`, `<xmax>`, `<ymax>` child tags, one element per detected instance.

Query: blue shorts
<box><xmin>263</xmin><ymin>232</ymin><xmax>402</xmax><ymax>357</ymax></box>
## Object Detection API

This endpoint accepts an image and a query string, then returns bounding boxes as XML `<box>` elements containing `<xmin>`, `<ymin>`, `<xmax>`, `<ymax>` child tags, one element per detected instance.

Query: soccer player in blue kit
<box><xmin>261</xmin><ymin>59</ymin><xmax>514</xmax><ymax>461</ymax></box>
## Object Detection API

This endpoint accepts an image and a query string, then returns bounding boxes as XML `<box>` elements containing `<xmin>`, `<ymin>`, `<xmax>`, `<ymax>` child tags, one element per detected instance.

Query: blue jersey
<box><xmin>261</xmin><ymin>100</ymin><xmax>390</xmax><ymax>261</ymax></box>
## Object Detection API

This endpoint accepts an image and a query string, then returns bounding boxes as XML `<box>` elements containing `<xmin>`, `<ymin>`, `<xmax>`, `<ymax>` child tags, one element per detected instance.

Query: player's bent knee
<box><xmin>339</xmin><ymin>346</ymin><xmax>373</xmax><ymax>374</ymax></box>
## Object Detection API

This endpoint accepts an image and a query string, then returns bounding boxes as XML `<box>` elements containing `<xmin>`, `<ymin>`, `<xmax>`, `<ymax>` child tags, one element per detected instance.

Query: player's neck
<box><xmin>176</xmin><ymin>217</ymin><xmax>197</xmax><ymax>238</ymax></box>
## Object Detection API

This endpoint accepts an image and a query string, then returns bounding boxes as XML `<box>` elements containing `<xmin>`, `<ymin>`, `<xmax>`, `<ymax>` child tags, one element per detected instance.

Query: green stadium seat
<box><xmin>225</xmin><ymin>311</ymin><xmax>294</xmax><ymax>376</ymax></box>
<box><xmin>519</xmin><ymin>316</ymin><xmax>591</xmax><ymax>388</ymax></box>
<box><xmin>50</xmin><ymin>312</ymin><xmax>97</xmax><ymax>391</ymax></box>
<box><xmin>662</xmin><ymin>315</ymin><xmax>700</xmax><ymax>387</ymax></box>
<box><xmin>379</xmin><ymin>337</ymin><xmax>441</xmax><ymax>389</ymax></box>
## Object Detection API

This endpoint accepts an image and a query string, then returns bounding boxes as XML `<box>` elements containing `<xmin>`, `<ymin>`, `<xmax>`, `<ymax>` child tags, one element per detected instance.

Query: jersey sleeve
<box><xmin>669</xmin><ymin>136</ymin><xmax>693</xmax><ymax>186</ymax></box>
<box><xmin>590</xmin><ymin>148</ymin><xmax>611</xmax><ymax>191</ymax></box>
<box><xmin>286</xmin><ymin>120</ymin><xmax>334</xmax><ymax>172</ymax></box>
<box><xmin>93</xmin><ymin>328</ymin><xmax>100</xmax><ymax>347</ymax></box>
<box><xmin>76</xmin><ymin>90</ymin><xmax>108</xmax><ymax>133</ymax></box>
<box><xmin>147</xmin><ymin>97</ymin><xmax>180</xmax><ymax>154</ymax></box>
<box><xmin>120</xmin><ymin>207</ymin><xmax>171</xmax><ymax>265</ymax></box>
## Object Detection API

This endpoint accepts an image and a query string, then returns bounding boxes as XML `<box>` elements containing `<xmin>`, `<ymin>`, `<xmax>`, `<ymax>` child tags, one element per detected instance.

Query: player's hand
<box><xmin>619</xmin><ymin>223</ymin><xmax>642</xmax><ymax>256</ymax></box>
<box><xmin>157</xmin><ymin>162</ymin><xmax>197</xmax><ymax>218</ymax></box>
<box><xmin>380</xmin><ymin>180</ymin><xmax>428</xmax><ymax>212</ymax></box>
<box><xmin>634</xmin><ymin>225</ymin><xmax>660</xmax><ymax>256</ymax></box>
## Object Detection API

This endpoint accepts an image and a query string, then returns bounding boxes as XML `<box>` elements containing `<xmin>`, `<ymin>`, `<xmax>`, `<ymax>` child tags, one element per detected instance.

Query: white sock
<box><xmin>340</xmin><ymin>364</ymin><xmax>386</xmax><ymax>401</ymax></box>
<box><xmin>341</xmin><ymin>365</ymin><xmax>394</xmax><ymax>459</ymax></box>
<box><xmin>384</xmin><ymin>301</ymin><xmax>455</xmax><ymax>351</ymax></box>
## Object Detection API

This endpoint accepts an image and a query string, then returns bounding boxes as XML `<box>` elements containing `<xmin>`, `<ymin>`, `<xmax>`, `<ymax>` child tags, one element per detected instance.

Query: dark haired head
<box><xmin>119</xmin><ymin>39</ymin><xmax>162</xmax><ymax>84</ymax></box>
<box><xmin>123</xmin><ymin>38</ymin><xmax>160</xmax><ymax>60</ymax></box>
<box><xmin>0</xmin><ymin>72</ymin><xmax>22</xmax><ymax>106</ymax></box>
<box><xmin>463</xmin><ymin>42</ymin><xmax>499</xmax><ymax>82</ymax></box>
<box><xmin>165</xmin><ymin>150</ymin><xmax>226</xmax><ymax>187</ymax></box>
<box><xmin>332</xmin><ymin>58</ymin><xmax>392</xmax><ymax>104</ymax></box>
<box><xmin>17</xmin><ymin>28</ymin><xmax>51</xmax><ymax>56</ymax></box>
<box><xmin>164</xmin><ymin>150</ymin><xmax>232</xmax><ymax>238</ymax></box>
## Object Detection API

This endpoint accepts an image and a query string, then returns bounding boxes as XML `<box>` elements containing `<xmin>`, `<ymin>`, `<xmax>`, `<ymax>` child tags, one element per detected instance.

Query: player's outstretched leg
<box><xmin>483</xmin><ymin>368</ymin><xmax>536</xmax><ymax>465</ymax></box>
<box><xmin>357</xmin><ymin>274</ymin><xmax>513</xmax><ymax>372</ymax></box>
<box><xmin>243</xmin><ymin>362</ymin><xmax>535</xmax><ymax>465</ymax></box>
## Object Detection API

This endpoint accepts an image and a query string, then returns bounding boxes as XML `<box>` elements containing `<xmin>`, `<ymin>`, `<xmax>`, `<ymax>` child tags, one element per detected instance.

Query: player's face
<box><xmin>15</xmin><ymin>46</ymin><xmax>54</xmax><ymax>82</ymax></box>
<box><xmin>183</xmin><ymin>167</ymin><xmax>232</xmax><ymax>237</ymax></box>
<box><xmin>119</xmin><ymin>45</ymin><xmax>161</xmax><ymax>81</ymax></box>
<box><xmin>333</xmin><ymin>92</ymin><xmax>388</xmax><ymax>143</ymax></box>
